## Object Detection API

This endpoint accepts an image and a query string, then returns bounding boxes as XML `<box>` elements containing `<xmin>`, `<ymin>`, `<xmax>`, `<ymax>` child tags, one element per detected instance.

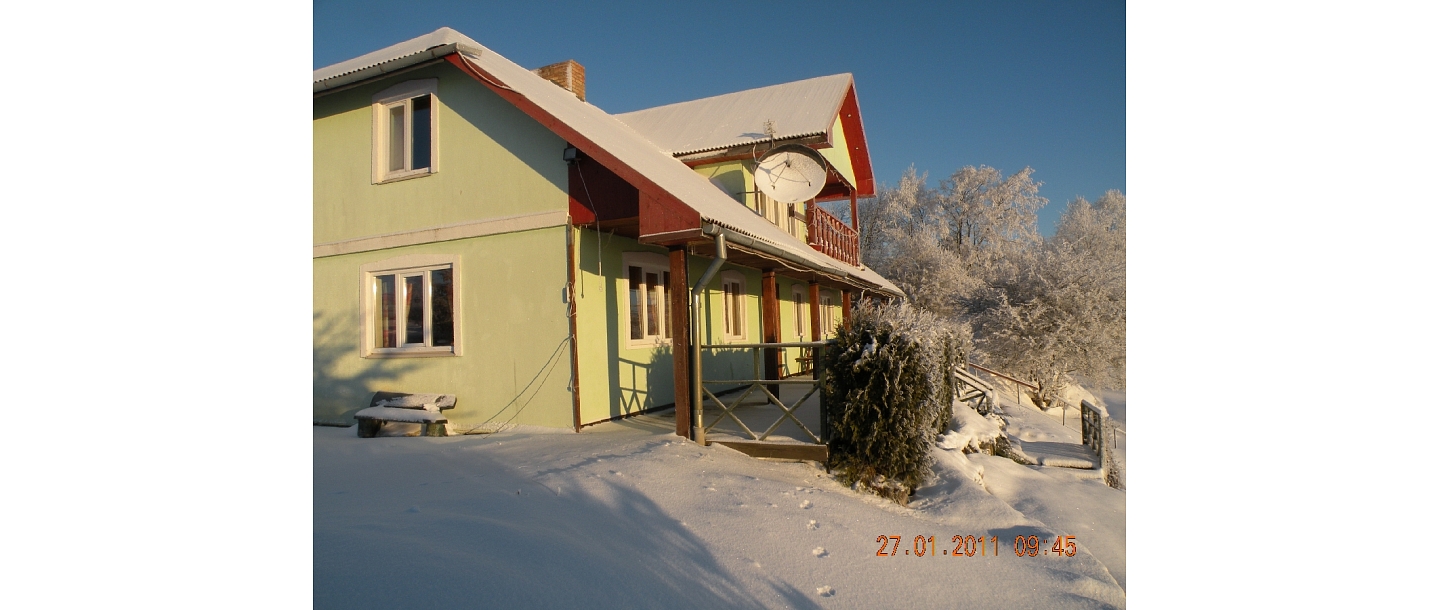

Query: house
<box><xmin>313</xmin><ymin>28</ymin><xmax>902</xmax><ymax>438</ymax></box>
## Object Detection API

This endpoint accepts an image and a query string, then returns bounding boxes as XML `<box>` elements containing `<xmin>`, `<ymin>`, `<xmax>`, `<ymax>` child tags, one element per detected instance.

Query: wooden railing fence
<box><xmin>806</xmin><ymin>205</ymin><xmax>859</xmax><ymax>266</ymax></box>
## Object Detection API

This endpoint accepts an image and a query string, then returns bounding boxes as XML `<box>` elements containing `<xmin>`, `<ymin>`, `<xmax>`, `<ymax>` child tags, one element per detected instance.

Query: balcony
<box><xmin>806</xmin><ymin>204</ymin><xmax>859</xmax><ymax>266</ymax></box>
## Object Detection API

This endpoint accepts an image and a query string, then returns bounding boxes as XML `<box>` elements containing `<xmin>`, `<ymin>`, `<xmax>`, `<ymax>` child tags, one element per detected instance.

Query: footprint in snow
<box><xmin>800</xmin><ymin>500</ymin><xmax>812</xmax><ymax>509</ymax></box>
<box><xmin>816</xmin><ymin>586</ymin><xmax>834</xmax><ymax>597</ymax></box>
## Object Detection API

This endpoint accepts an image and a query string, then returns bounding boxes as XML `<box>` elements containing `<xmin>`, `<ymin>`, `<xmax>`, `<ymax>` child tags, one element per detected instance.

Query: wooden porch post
<box><xmin>841</xmin><ymin>290</ymin><xmax>853</xmax><ymax>331</ymax></box>
<box><xmin>761</xmin><ymin>269</ymin><xmax>781</xmax><ymax>396</ymax></box>
<box><xmin>668</xmin><ymin>246</ymin><xmax>692</xmax><ymax>439</ymax></box>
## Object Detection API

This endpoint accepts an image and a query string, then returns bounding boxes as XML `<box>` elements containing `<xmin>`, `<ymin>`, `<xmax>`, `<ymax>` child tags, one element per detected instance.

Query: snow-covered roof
<box><xmin>614</xmin><ymin>74</ymin><xmax>854</xmax><ymax>156</ymax></box>
<box><xmin>313</xmin><ymin>27</ymin><xmax>483</xmax><ymax>91</ymax></box>
<box><xmin>313</xmin><ymin>29</ymin><xmax>899</xmax><ymax>296</ymax></box>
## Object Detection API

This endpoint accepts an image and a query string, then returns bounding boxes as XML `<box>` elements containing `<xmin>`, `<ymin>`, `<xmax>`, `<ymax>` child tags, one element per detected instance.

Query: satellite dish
<box><xmin>754</xmin><ymin>144</ymin><xmax>828</xmax><ymax>203</ymax></box>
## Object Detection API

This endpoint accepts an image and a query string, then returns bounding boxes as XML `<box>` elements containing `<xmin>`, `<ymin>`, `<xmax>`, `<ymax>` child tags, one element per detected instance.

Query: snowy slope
<box><xmin>315</xmin><ymin>413</ymin><xmax>1126</xmax><ymax>609</ymax></box>
<box><xmin>952</xmin><ymin>391</ymin><xmax>1127</xmax><ymax>588</ymax></box>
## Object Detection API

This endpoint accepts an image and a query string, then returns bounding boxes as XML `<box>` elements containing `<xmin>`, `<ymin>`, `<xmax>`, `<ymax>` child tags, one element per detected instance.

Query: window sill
<box><xmin>624</xmin><ymin>339</ymin><xmax>673</xmax><ymax>351</ymax></box>
<box><xmin>363</xmin><ymin>346</ymin><xmax>457</xmax><ymax>359</ymax></box>
<box><xmin>375</xmin><ymin>168</ymin><xmax>434</xmax><ymax>185</ymax></box>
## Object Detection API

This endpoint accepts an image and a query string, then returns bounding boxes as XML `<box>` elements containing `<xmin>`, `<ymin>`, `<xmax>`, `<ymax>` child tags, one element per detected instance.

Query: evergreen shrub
<box><xmin>822</xmin><ymin>300</ymin><xmax>963</xmax><ymax>503</ymax></box>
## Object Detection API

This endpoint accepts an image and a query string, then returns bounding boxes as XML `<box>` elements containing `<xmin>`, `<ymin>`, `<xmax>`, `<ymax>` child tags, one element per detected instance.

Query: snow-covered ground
<box><xmin>315</xmin><ymin>396</ymin><xmax>1126</xmax><ymax>608</ymax></box>
<box><xmin>961</xmin><ymin>390</ymin><xmax>1127</xmax><ymax>588</ymax></box>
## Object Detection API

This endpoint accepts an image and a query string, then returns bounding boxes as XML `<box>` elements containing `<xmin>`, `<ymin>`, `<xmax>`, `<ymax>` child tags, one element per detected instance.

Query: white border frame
<box><xmin>359</xmin><ymin>253</ymin><xmax>463</xmax><ymax>358</ymax></box>
<box><xmin>819</xmin><ymin>291</ymin><xmax>835</xmax><ymax>339</ymax></box>
<box><xmin>791</xmin><ymin>284</ymin><xmax>808</xmax><ymax>339</ymax></box>
<box><xmin>371</xmin><ymin>78</ymin><xmax>440</xmax><ymax>184</ymax></box>
<box><xmin>720</xmin><ymin>270</ymin><xmax>749</xmax><ymax>343</ymax></box>
<box><xmin>620</xmin><ymin>251</ymin><xmax>673</xmax><ymax>349</ymax></box>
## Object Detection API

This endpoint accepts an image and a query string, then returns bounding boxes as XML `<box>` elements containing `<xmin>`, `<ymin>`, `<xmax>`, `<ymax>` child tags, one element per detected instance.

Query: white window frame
<box><xmin>372</xmin><ymin>79</ymin><xmax>440</xmax><ymax>184</ymax></box>
<box><xmin>791</xmin><ymin>284</ymin><xmax>808</xmax><ymax>339</ymax></box>
<box><xmin>720</xmin><ymin>270</ymin><xmax>749</xmax><ymax>343</ymax></box>
<box><xmin>621</xmin><ymin>252</ymin><xmax>673</xmax><ymax>349</ymax></box>
<box><xmin>820</xmin><ymin>293</ymin><xmax>835</xmax><ymax>339</ymax></box>
<box><xmin>359</xmin><ymin>254</ymin><xmax>462</xmax><ymax>358</ymax></box>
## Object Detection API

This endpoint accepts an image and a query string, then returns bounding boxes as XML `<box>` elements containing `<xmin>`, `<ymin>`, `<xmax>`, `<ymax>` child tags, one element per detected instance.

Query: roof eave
<box><xmin>313</xmin><ymin>43</ymin><xmax>484</xmax><ymax>95</ymax></box>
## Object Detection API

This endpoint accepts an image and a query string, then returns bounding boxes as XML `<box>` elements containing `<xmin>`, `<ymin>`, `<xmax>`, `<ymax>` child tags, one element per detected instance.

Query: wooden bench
<box><xmin>354</xmin><ymin>392</ymin><xmax>457</xmax><ymax>438</ymax></box>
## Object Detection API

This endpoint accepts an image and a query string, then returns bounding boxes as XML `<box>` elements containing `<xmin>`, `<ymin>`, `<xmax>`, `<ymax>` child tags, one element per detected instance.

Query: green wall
<box><xmin>313</xmin><ymin>228</ymin><xmax>573</xmax><ymax>428</ymax></box>
<box><xmin>314</xmin><ymin>63</ymin><xmax>575</xmax><ymax>428</ymax></box>
<box><xmin>313</xmin><ymin>62</ymin><xmax>569</xmax><ymax>245</ymax></box>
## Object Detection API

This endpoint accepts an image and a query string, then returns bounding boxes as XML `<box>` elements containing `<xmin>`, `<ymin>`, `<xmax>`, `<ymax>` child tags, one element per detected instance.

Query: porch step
<box><xmin>708</xmin><ymin>439</ymin><xmax>828</xmax><ymax>462</ymax></box>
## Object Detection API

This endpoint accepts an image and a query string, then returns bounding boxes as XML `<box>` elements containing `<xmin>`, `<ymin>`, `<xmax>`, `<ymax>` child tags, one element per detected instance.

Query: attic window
<box><xmin>372</xmin><ymin>79</ymin><xmax>439</xmax><ymax>184</ymax></box>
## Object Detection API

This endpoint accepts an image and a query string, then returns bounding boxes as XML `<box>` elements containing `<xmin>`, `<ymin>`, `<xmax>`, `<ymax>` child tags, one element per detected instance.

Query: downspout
<box><xmin>690</xmin><ymin>233</ymin><xmax>726</xmax><ymax>444</ymax></box>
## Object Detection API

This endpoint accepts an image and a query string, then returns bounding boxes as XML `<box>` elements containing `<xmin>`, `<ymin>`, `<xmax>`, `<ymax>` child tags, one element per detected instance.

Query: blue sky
<box><xmin>314</xmin><ymin>0</ymin><xmax>1124</xmax><ymax>235</ymax></box>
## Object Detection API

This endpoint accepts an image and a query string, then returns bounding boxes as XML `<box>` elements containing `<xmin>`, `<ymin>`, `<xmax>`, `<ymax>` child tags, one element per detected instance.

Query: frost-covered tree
<box><xmin>937</xmin><ymin>165</ymin><xmax>1047</xmax><ymax>279</ymax></box>
<box><xmin>973</xmin><ymin>191</ymin><xmax>1127</xmax><ymax>398</ymax></box>
<box><xmin>853</xmin><ymin>162</ymin><xmax>1122</xmax><ymax>401</ymax></box>
<box><xmin>865</xmin><ymin>168</ymin><xmax>974</xmax><ymax>316</ymax></box>
<box><xmin>862</xmin><ymin>165</ymin><xmax>1048</xmax><ymax>317</ymax></box>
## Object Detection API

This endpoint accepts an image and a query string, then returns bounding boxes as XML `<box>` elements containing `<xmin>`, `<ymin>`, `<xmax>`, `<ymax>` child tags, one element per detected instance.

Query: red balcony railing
<box><xmin>807</xmin><ymin>205</ymin><xmax>859</xmax><ymax>266</ymax></box>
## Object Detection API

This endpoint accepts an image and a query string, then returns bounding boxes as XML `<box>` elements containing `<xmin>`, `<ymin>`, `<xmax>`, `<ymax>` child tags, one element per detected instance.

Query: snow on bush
<box><xmin>821</xmin><ymin>300</ymin><xmax>963</xmax><ymax>504</ymax></box>
<box><xmin>938</xmin><ymin>401</ymin><xmax>1005</xmax><ymax>454</ymax></box>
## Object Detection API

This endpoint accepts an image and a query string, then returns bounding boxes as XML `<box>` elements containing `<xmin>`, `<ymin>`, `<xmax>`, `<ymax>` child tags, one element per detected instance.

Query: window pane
<box><xmin>730</xmin><ymin>283</ymin><xmax>744</xmax><ymax>337</ymax></box>
<box><xmin>795</xmin><ymin>295</ymin><xmax>803</xmax><ymax>336</ymax></box>
<box><xmin>411</xmin><ymin>95</ymin><xmax>431</xmax><ymax>170</ymax></box>
<box><xmin>430</xmin><ymin>268</ymin><xmax>453</xmax><ymax>347</ymax></box>
<box><xmin>404</xmin><ymin>275</ymin><xmax>424</xmax><ymax>345</ymax></box>
<box><xmin>375</xmin><ymin>275</ymin><xmax>397</xmax><ymax>348</ymax></box>
<box><xmin>629</xmin><ymin>266</ymin><xmax>643</xmax><ymax>340</ymax></box>
<box><xmin>646</xmin><ymin>272</ymin><xmax>660</xmax><ymax>337</ymax></box>
<box><xmin>388</xmin><ymin>105</ymin><xmax>406</xmax><ymax>172</ymax></box>
<box><xmin>723</xmin><ymin>283</ymin><xmax>732</xmax><ymax>335</ymax></box>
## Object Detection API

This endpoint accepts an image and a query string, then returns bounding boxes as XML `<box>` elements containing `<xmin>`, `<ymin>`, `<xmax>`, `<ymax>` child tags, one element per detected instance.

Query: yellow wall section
<box><xmin>313</xmin><ymin>62</ymin><xmax>569</xmax><ymax>245</ymax></box>
<box><xmin>692</xmin><ymin>160</ymin><xmax>748</xmax><ymax>206</ymax></box>
<box><xmin>818</xmin><ymin>115</ymin><xmax>856</xmax><ymax>191</ymax></box>
<box><xmin>314</xmin><ymin>228</ymin><xmax>574</xmax><ymax>428</ymax></box>
<box><xmin>692</xmin><ymin>159</ymin><xmax>807</xmax><ymax>241</ymax></box>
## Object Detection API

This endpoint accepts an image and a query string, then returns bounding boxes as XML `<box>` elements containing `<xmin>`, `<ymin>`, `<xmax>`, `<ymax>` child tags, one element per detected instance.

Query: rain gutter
<box><xmin>699</xmin><ymin>223</ymin><xmax>851</xmax><ymax>281</ymax></box>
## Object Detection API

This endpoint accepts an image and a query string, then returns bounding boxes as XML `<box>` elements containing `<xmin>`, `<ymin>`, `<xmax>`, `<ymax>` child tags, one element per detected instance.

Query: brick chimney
<box><xmin>532</xmin><ymin>60</ymin><xmax>585</xmax><ymax>101</ymax></box>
